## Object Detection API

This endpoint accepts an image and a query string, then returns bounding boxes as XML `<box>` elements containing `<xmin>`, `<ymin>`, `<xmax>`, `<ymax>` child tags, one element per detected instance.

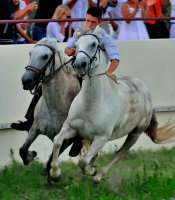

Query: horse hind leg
<box><xmin>93</xmin><ymin>129</ymin><xmax>141</xmax><ymax>182</ymax></box>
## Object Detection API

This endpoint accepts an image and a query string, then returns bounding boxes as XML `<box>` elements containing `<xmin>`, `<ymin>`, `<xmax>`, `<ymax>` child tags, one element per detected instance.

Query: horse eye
<box><xmin>92</xmin><ymin>42</ymin><xmax>96</xmax><ymax>47</ymax></box>
<box><xmin>43</xmin><ymin>55</ymin><xmax>49</xmax><ymax>60</ymax></box>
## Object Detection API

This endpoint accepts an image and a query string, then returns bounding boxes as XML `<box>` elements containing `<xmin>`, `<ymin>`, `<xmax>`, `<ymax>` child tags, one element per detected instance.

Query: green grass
<box><xmin>1</xmin><ymin>148</ymin><xmax>175</xmax><ymax>200</ymax></box>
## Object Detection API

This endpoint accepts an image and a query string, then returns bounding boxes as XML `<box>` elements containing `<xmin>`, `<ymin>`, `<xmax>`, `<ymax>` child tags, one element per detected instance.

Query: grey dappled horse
<box><xmin>48</xmin><ymin>27</ymin><xmax>175</xmax><ymax>182</ymax></box>
<box><xmin>20</xmin><ymin>38</ymin><xmax>81</xmax><ymax>165</ymax></box>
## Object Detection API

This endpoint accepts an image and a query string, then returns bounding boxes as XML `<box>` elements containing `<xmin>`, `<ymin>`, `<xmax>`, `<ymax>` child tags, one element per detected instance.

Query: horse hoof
<box><xmin>93</xmin><ymin>174</ymin><xmax>102</xmax><ymax>183</ymax></box>
<box><xmin>47</xmin><ymin>175</ymin><xmax>61</xmax><ymax>184</ymax></box>
<box><xmin>93</xmin><ymin>169</ymin><xmax>106</xmax><ymax>183</ymax></box>
<box><xmin>84</xmin><ymin>165</ymin><xmax>97</xmax><ymax>176</ymax></box>
<box><xmin>26</xmin><ymin>151</ymin><xmax>37</xmax><ymax>164</ymax></box>
<box><xmin>19</xmin><ymin>148</ymin><xmax>29</xmax><ymax>165</ymax></box>
<box><xmin>49</xmin><ymin>168</ymin><xmax>61</xmax><ymax>180</ymax></box>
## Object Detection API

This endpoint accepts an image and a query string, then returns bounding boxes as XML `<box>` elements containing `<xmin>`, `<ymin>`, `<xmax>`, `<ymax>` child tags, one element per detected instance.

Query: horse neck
<box><xmin>81</xmin><ymin>60</ymin><xmax>107</xmax><ymax>104</ymax></box>
<box><xmin>42</xmin><ymin>53</ymin><xmax>69</xmax><ymax>106</ymax></box>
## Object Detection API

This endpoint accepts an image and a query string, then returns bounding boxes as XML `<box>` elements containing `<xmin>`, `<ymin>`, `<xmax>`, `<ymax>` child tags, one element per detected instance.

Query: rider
<box><xmin>11</xmin><ymin>6</ymin><xmax>120</xmax><ymax>134</ymax></box>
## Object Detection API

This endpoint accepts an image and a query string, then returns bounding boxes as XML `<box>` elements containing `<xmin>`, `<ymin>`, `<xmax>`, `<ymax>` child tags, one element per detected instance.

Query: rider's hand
<box><xmin>65</xmin><ymin>48</ymin><xmax>76</xmax><ymax>56</ymax></box>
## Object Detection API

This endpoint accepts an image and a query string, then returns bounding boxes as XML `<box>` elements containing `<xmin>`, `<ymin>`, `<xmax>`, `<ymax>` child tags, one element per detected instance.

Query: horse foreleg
<box><xmin>93</xmin><ymin>131</ymin><xmax>141</xmax><ymax>182</ymax></box>
<box><xmin>19</xmin><ymin>127</ymin><xmax>39</xmax><ymax>165</ymax></box>
<box><xmin>78</xmin><ymin>136</ymin><xmax>107</xmax><ymax>176</ymax></box>
<box><xmin>49</xmin><ymin>124</ymin><xmax>77</xmax><ymax>180</ymax></box>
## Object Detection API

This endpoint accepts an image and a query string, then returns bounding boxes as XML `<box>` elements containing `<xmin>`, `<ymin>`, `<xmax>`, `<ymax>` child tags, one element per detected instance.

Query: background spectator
<box><xmin>108</xmin><ymin>0</ymin><xmax>127</xmax><ymax>39</ymax></box>
<box><xmin>145</xmin><ymin>0</ymin><xmax>169</xmax><ymax>38</ymax></box>
<box><xmin>63</xmin><ymin>0</ymin><xmax>89</xmax><ymax>31</ymax></box>
<box><xmin>32</xmin><ymin>0</ymin><xmax>62</xmax><ymax>41</ymax></box>
<box><xmin>12</xmin><ymin>0</ymin><xmax>36</xmax><ymax>44</ymax></box>
<box><xmin>118</xmin><ymin>0</ymin><xmax>149</xmax><ymax>40</ymax></box>
<box><xmin>0</xmin><ymin>0</ymin><xmax>37</xmax><ymax>44</ymax></box>
<box><xmin>47</xmin><ymin>4</ymin><xmax>73</xmax><ymax>42</ymax></box>
<box><xmin>170</xmin><ymin>0</ymin><xmax>175</xmax><ymax>38</ymax></box>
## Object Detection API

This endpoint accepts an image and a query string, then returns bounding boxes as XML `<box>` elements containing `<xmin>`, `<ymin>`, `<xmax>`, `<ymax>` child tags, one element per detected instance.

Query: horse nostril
<box><xmin>81</xmin><ymin>62</ymin><xmax>87</xmax><ymax>68</ymax></box>
<box><xmin>23</xmin><ymin>79</ymin><xmax>33</xmax><ymax>86</ymax></box>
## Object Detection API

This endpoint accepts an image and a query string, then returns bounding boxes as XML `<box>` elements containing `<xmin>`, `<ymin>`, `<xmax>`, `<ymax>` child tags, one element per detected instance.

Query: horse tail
<box><xmin>144</xmin><ymin>111</ymin><xmax>175</xmax><ymax>144</ymax></box>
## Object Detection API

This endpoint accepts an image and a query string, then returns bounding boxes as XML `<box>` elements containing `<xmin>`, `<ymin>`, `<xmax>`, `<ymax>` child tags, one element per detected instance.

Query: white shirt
<box><xmin>63</xmin><ymin>0</ymin><xmax>89</xmax><ymax>31</ymax></box>
<box><xmin>46</xmin><ymin>22</ymin><xmax>65</xmax><ymax>42</ymax></box>
<box><xmin>17</xmin><ymin>0</ymin><xmax>27</xmax><ymax>42</ymax></box>
<box><xmin>66</xmin><ymin>26</ymin><xmax>120</xmax><ymax>61</ymax></box>
<box><xmin>170</xmin><ymin>0</ymin><xmax>175</xmax><ymax>23</ymax></box>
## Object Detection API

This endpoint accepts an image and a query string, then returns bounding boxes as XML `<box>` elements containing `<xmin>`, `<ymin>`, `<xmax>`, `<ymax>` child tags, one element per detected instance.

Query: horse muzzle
<box><xmin>21</xmin><ymin>72</ymin><xmax>39</xmax><ymax>90</ymax></box>
<box><xmin>74</xmin><ymin>60</ymin><xmax>89</xmax><ymax>77</ymax></box>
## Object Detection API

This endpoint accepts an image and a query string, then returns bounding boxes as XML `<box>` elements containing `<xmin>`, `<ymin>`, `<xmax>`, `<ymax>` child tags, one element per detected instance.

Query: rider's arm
<box><xmin>100</xmin><ymin>29</ymin><xmax>120</xmax><ymax>74</ymax></box>
<box><xmin>106</xmin><ymin>59</ymin><xmax>119</xmax><ymax>74</ymax></box>
<box><xmin>65</xmin><ymin>29</ymin><xmax>78</xmax><ymax>56</ymax></box>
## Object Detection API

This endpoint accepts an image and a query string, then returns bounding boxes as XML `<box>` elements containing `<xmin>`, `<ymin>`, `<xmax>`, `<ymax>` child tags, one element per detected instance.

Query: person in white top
<box><xmin>118</xmin><ymin>0</ymin><xmax>149</xmax><ymax>40</ymax></box>
<box><xmin>63</xmin><ymin>0</ymin><xmax>89</xmax><ymax>31</ymax></box>
<box><xmin>47</xmin><ymin>4</ymin><xmax>73</xmax><ymax>42</ymax></box>
<box><xmin>108</xmin><ymin>0</ymin><xmax>127</xmax><ymax>39</ymax></box>
<box><xmin>170</xmin><ymin>0</ymin><xmax>175</xmax><ymax>38</ymax></box>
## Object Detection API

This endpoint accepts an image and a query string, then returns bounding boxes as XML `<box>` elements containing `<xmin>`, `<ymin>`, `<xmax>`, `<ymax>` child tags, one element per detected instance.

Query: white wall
<box><xmin>0</xmin><ymin>40</ymin><xmax>175</xmax><ymax>167</ymax></box>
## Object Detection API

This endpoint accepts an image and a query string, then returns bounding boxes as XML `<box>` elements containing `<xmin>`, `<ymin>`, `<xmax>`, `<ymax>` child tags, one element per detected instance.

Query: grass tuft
<box><xmin>1</xmin><ymin>147</ymin><xmax>175</xmax><ymax>199</ymax></box>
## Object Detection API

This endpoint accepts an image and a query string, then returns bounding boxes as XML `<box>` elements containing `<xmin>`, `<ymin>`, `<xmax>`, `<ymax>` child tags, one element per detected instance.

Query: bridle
<box><xmin>25</xmin><ymin>43</ymin><xmax>74</xmax><ymax>84</ymax></box>
<box><xmin>25</xmin><ymin>43</ymin><xmax>75</xmax><ymax>94</ymax></box>
<box><xmin>73</xmin><ymin>34</ymin><xmax>117</xmax><ymax>84</ymax></box>
<box><xmin>73</xmin><ymin>34</ymin><xmax>103</xmax><ymax>75</ymax></box>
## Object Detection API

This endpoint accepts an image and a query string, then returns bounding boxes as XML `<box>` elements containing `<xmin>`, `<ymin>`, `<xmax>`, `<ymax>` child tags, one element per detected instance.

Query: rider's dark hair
<box><xmin>86</xmin><ymin>7</ymin><xmax>103</xmax><ymax>20</ymax></box>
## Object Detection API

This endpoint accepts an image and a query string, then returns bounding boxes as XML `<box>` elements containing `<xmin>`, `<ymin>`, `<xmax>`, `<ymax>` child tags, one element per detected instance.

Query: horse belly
<box><xmin>34</xmin><ymin>100</ymin><xmax>63</xmax><ymax>140</ymax></box>
<box><xmin>110</xmin><ymin>108</ymin><xmax>152</xmax><ymax>140</ymax></box>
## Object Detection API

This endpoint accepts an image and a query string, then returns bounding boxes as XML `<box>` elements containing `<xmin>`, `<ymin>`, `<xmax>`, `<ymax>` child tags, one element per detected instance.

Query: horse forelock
<box><xmin>37</xmin><ymin>38</ymin><xmax>58</xmax><ymax>53</ymax></box>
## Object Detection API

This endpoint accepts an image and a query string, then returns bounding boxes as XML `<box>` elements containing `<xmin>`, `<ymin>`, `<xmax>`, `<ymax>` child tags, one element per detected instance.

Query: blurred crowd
<box><xmin>0</xmin><ymin>0</ymin><xmax>174</xmax><ymax>45</ymax></box>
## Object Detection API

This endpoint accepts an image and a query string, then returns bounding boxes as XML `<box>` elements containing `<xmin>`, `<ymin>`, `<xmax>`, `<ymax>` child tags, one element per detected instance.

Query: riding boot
<box><xmin>11</xmin><ymin>85</ymin><xmax>42</xmax><ymax>132</ymax></box>
<box><xmin>11</xmin><ymin>120</ymin><xmax>34</xmax><ymax>132</ymax></box>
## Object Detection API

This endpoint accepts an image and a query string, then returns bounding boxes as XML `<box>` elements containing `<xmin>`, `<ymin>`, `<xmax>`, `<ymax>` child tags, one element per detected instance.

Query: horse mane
<box><xmin>37</xmin><ymin>38</ymin><xmax>58</xmax><ymax>52</ymax></box>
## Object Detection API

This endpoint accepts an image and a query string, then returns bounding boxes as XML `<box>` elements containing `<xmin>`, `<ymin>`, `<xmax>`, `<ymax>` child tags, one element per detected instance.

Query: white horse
<box><xmin>49</xmin><ymin>28</ymin><xmax>175</xmax><ymax>182</ymax></box>
<box><xmin>20</xmin><ymin>38</ymin><xmax>82</xmax><ymax>165</ymax></box>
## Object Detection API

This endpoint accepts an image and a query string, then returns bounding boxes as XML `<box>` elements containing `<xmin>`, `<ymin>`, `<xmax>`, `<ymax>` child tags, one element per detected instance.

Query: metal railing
<box><xmin>0</xmin><ymin>16</ymin><xmax>175</xmax><ymax>24</ymax></box>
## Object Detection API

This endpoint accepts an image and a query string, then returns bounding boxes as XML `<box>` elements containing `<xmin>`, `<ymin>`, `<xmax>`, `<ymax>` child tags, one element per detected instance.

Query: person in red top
<box><xmin>144</xmin><ymin>0</ymin><xmax>169</xmax><ymax>38</ymax></box>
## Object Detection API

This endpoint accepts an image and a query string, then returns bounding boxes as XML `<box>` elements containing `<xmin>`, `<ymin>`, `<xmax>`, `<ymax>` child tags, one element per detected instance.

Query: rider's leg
<box><xmin>11</xmin><ymin>85</ymin><xmax>42</xmax><ymax>132</ymax></box>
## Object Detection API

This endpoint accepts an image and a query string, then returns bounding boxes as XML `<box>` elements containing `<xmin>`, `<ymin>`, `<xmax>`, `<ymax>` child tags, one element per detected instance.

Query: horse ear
<box><xmin>93</xmin><ymin>25</ymin><xmax>101</xmax><ymax>38</ymax></box>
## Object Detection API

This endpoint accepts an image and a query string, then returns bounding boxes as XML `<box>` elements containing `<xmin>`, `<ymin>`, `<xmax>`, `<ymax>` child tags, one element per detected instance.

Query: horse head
<box><xmin>73</xmin><ymin>26</ymin><xmax>102</xmax><ymax>77</ymax></box>
<box><xmin>22</xmin><ymin>38</ymin><xmax>62</xmax><ymax>91</ymax></box>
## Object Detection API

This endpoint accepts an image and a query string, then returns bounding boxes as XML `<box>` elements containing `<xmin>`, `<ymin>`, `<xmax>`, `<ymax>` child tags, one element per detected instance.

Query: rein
<box><xmin>89</xmin><ymin>72</ymin><xmax>118</xmax><ymax>84</ymax></box>
<box><xmin>74</xmin><ymin>34</ymin><xmax>117</xmax><ymax>83</ymax></box>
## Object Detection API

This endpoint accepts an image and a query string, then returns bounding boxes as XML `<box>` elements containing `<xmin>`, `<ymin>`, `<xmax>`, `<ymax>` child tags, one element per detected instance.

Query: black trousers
<box><xmin>145</xmin><ymin>22</ymin><xmax>169</xmax><ymax>39</ymax></box>
<box><xmin>25</xmin><ymin>85</ymin><xmax>42</xmax><ymax>121</ymax></box>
